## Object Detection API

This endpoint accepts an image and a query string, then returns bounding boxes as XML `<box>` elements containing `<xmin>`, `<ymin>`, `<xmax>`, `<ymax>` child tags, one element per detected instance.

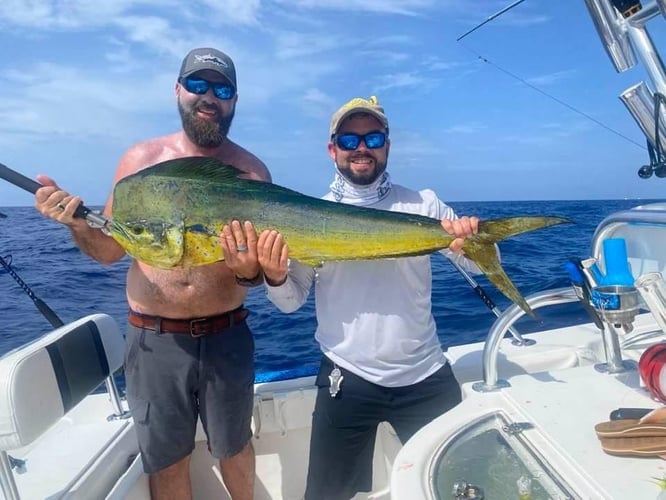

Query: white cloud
<box><xmin>0</xmin><ymin>0</ymin><xmax>262</xmax><ymax>32</ymax></box>
<box><xmin>0</xmin><ymin>0</ymin><xmax>153</xmax><ymax>29</ymax></box>
<box><xmin>272</xmin><ymin>0</ymin><xmax>436</xmax><ymax>16</ymax></box>
<box><xmin>526</xmin><ymin>70</ymin><xmax>576</xmax><ymax>87</ymax></box>
<box><xmin>374</xmin><ymin>71</ymin><xmax>434</xmax><ymax>92</ymax></box>
<box><xmin>0</xmin><ymin>61</ymin><xmax>173</xmax><ymax>144</ymax></box>
<box><xmin>272</xmin><ymin>30</ymin><xmax>342</xmax><ymax>60</ymax></box>
<box><xmin>444</xmin><ymin>123</ymin><xmax>487</xmax><ymax>134</ymax></box>
<box><xmin>196</xmin><ymin>0</ymin><xmax>262</xmax><ymax>25</ymax></box>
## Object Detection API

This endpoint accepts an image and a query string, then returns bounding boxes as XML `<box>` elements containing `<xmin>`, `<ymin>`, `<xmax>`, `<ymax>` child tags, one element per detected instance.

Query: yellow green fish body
<box><xmin>109</xmin><ymin>156</ymin><xmax>570</xmax><ymax>317</ymax></box>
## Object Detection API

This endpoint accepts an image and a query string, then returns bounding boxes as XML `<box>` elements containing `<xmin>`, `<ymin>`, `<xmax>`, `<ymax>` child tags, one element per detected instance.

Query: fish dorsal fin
<box><xmin>141</xmin><ymin>156</ymin><xmax>244</xmax><ymax>183</ymax></box>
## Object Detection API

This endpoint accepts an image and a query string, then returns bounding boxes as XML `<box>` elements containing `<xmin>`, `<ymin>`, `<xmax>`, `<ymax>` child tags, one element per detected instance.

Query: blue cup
<box><xmin>600</xmin><ymin>238</ymin><xmax>634</xmax><ymax>286</ymax></box>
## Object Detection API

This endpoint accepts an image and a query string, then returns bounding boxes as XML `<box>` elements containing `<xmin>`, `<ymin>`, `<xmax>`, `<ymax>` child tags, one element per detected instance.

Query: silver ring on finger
<box><xmin>57</xmin><ymin>203</ymin><xmax>65</xmax><ymax>210</ymax></box>
<box><xmin>236</xmin><ymin>245</ymin><xmax>248</xmax><ymax>252</ymax></box>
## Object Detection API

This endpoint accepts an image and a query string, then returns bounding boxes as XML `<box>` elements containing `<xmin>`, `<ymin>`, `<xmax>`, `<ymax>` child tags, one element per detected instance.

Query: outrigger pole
<box><xmin>456</xmin><ymin>0</ymin><xmax>527</xmax><ymax>41</ymax></box>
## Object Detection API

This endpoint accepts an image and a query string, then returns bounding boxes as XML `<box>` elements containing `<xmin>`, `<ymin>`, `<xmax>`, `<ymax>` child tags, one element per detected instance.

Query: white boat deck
<box><xmin>392</xmin><ymin>316</ymin><xmax>666</xmax><ymax>499</ymax></box>
<box><xmin>2</xmin><ymin>312</ymin><xmax>665</xmax><ymax>499</ymax></box>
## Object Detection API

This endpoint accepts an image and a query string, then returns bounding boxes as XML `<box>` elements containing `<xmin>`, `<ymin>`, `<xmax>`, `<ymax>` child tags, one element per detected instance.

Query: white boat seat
<box><xmin>0</xmin><ymin>314</ymin><xmax>124</xmax><ymax>451</ymax></box>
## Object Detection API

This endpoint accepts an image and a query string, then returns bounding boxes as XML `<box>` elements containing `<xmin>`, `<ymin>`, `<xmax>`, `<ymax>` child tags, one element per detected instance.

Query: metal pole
<box><xmin>104</xmin><ymin>377</ymin><xmax>130</xmax><ymax>420</ymax></box>
<box><xmin>0</xmin><ymin>451</ymin><xmax>20</xmax><ymax>500</ymax></box>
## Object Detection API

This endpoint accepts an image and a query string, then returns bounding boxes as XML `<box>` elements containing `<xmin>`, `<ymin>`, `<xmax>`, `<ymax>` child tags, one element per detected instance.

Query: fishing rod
<box><xmin>0</xmin><ymin>219</ymin><xmax>129</xmax><ymax>416</ymax></box>
<box><xmin>0</xmin><ymin>162</ymin><xmax>107</xmax><ymax>228</ymax></box>
<box><xmin>0</xmin><ymin>254</ymin><xmax>64</xmax><ymax>329</ymax></box>
<box><xmin>0</xmin><ymin>163</ymin><xmax>101</xmax><ymax>329</ymax></box>
<box><xmin>449</xmin><ymin>260</ymin><xmax>533</xmax><ymax>346</ymax></box>
<box><xmin>457</xmin><ymin>0</ymin><xmax>527</xmax><ymax>41</ymax></box>
<box><xmin>0</xmin><ymin>163</ymin><xmax>104</xmax><ymax>328</ymax></box>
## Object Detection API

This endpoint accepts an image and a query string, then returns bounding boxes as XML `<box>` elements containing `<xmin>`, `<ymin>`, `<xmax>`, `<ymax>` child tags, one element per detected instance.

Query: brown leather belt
<box><xmin>128</xmin><ymin>307</ymin><xmax>249</xmax><ymax>337</ymax></box>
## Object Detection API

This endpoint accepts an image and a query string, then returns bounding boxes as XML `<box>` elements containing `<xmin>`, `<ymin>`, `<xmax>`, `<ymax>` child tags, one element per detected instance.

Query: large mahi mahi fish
<box><xmin>109</xmin><ymin>156</ymin><xmax>570</xmax><ymax>317</ymax></box>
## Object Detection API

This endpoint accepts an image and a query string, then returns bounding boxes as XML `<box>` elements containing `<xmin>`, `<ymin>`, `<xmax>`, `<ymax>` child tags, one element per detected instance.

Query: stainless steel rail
<box><xmin>472</xmin><ymin>287</ymin><xmax>579</xmax><ymax>392</ymax></box>
<box><xmin>591</xmin><ymin>205</ymin><xmax>666</xmax><ymax>259</ymax></box>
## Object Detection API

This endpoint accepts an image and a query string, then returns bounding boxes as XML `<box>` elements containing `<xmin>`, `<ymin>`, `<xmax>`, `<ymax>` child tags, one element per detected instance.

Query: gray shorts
<box><xmin>124</xmin><ymin>319</ymin><xmax>255</xmax><ymax>473</ymax></box>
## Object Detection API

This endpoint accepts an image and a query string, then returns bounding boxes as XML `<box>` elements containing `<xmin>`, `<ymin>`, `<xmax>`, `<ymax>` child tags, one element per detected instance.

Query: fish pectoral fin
<box><xmin>479</xmin><ymin>216</ymin><xmax>572</xmax><ymax>244</ymax></box>
<box><xmin>463</xmin><ymin>242</ymin><xmax>537</xmax><ymax>320</ymax></box>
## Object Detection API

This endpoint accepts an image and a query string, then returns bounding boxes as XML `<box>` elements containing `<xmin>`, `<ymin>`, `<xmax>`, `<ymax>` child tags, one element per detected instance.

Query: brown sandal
<box><xmin>599</xmin><ymin>436</ymin><xmax>666</xmax><ymax>458</ymax></box>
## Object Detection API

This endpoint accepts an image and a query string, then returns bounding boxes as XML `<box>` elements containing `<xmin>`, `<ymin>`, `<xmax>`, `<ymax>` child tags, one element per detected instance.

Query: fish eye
<box><xmin>130</xmin><ymin>226</ymin><xmax>145</xmax><ymax>235</ymax></box>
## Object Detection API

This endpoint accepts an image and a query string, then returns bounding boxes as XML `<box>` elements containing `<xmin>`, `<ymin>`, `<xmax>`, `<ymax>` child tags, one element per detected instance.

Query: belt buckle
<box><xmin>189</xmin><ymin>317</ymin><xmax>209</xmax><ymax>338</ymax></box>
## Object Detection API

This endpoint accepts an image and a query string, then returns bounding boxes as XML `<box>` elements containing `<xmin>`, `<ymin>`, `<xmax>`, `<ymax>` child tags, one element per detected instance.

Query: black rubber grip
<box><xmin>0</xmin><ymin>162</ymin><xmax>41</xmax><ymax>193</ymax></box>
<box><xmin>0</xmin><ymin>161</ymin><xmax>92</xmax><ymax>219</ymax></box>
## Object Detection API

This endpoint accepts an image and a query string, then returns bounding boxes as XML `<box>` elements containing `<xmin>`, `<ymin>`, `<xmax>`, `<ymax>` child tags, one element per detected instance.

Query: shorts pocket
<box><xmin>314</xmin><ymin>355</ymin><xmax>334</xmax><ymax>388</ymax></box>
<box><xmin>124</xmin><ymin>327</ymin><xmax>142</xmax><ymax>374</ymax></box>
<box><xmin>129</xmin><ymin>397</ymin><xmax>150</xmax><ymax>425</ymax></box>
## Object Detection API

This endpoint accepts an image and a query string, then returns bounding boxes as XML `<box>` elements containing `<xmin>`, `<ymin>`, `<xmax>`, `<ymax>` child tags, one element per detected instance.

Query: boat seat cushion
<box><xmin>0</xmin><ymin>314</ymin><xmax>124</xmax><ymax>450</ymax></box>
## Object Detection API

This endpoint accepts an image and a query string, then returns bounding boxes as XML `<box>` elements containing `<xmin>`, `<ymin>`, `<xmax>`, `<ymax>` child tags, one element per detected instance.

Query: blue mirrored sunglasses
<box><xmin>179</xmin><ymin>76</ymin><xmax>235</xmax><ymax>100</ymax></box>
<box><xmin>335</xmin><ymin>131</ymin><xmax>386</xmax><ymax>151</ymax></box>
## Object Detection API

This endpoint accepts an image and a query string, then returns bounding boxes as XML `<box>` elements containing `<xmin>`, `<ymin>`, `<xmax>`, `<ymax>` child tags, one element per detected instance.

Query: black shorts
<box><xmin>124</xmin><ymin>320</ymin><xmax>255</xmax><ymax>473</ymax></box>
<box><xmin>305</xmin><ymin>355</ymin><xmax>461</xmax><ymax>500</ymax></box>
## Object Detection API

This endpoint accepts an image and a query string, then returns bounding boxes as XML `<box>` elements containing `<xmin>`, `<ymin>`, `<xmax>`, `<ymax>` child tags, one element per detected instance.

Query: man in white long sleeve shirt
<box><xmin>256</xmin><ymin>96</ymin><xmax>486</xmax><ymax>500</ymax></box>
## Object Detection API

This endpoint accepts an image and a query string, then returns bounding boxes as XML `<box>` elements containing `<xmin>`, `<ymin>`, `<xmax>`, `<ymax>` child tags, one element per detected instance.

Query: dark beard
<box><xmin>178</xmin><ymin>100</ymin><xmax>234</xmax><ymax>148</ymax></box>
<box><xmin>337</xmin><ymin>158</ymin><xmax>388</xmax><ymax>185</ymax></box>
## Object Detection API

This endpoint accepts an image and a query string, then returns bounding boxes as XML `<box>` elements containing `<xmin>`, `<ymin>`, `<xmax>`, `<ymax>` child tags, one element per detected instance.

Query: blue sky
<box><xmin>1</xmin><ymin>0</ymin><xmax>665</xmax><ymax>206</ymax></box>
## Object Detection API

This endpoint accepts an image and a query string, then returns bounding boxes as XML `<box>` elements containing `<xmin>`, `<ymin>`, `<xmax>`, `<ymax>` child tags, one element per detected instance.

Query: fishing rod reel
<box><xmin>637</xmin><ymin>92</ymin><xmax>666</xmax><ymax>179</ymax></box>
<box><xmin>637</xmin><ymin>138</ymin><xmax>666</xmax><ymax>178</ymax></box>
<box><xmin>638</xmin><ymin>162</ymin><xmax>666</xmax><ymax>178</ymax></box>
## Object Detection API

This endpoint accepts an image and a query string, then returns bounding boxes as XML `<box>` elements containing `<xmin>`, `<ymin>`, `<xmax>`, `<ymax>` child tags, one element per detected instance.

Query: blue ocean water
<box><xmin>0</xmin><ymin>199</ymin><xmax>662</xmax><ymax>376</ymax></box>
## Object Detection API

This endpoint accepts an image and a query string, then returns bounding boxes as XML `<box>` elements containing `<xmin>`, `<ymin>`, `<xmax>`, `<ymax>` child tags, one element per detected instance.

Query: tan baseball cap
<box><xmin>329</xmin><ymin>96</ymin><xmax>389</xmax><ymax>137</ymax></box>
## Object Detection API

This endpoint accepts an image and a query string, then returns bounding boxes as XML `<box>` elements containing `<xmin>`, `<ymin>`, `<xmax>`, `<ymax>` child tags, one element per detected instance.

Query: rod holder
<box><xmin>591</xmin><ymin>285</ymin><xmax>640</xmax><ymax>373</ymax></box>
<box><xmin>591</xmin><ymin>285</ymin><xmax>641</xmax><ymax>329</ymax></box>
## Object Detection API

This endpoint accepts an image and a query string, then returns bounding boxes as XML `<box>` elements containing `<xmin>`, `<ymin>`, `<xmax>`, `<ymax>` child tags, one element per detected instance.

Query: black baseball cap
<box><xmin>179</xmin><ymin>48</ymin><xmax>237</xmax><ymax>88</ymax></box>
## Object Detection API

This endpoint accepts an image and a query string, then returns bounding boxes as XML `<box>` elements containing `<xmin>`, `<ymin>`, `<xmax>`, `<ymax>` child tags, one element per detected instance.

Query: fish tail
<box><xmin>461</xmin><ymin>216</ymin><xmax>571</xmax><ymax>319</ymax></box>
<box><xmin>478</xmin><ymin>216</ymin><xmax>572</xmax><ymax>244</ymax></box>
<box><xmin>463</xmin><ymin>241</ymin><xmax>537</xmax><ymax>319</ymax></box>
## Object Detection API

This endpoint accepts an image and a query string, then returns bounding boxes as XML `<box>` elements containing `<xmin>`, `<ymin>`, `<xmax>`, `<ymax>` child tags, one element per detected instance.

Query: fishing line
<box><xmin>455</xmin><ymin>0</ymin><xmax>645</xmax><ymax>151</ymax></box>
<box><xmin>458</xmin><ymin>44</ymin><xmax>647</xmax><ymax>151</ymax></box>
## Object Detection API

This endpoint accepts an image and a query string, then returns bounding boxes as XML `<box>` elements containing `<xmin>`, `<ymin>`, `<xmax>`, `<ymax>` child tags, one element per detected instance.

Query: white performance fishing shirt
<box><xmin>265</xmin><ymin>184</ymin><xmax>485</xmax><ymax>387</ymax></box>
